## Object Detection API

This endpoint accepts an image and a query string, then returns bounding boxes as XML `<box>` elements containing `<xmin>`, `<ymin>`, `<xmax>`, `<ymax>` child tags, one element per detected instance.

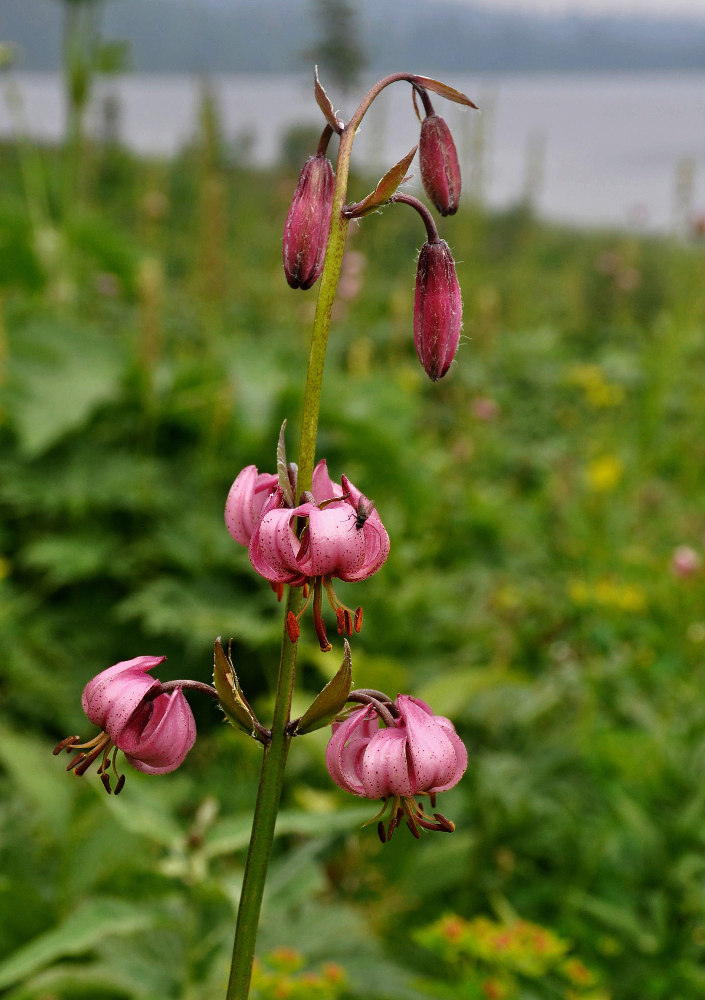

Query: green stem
<box><xmin>225</xmin><ymin>586</ymin><xmax>302</xmax><ymax>1000</ymax></box>
<box><xmin>225</xmin><ymin>70</ymin><xmax>419</xmax><ymax>999</ymax></box>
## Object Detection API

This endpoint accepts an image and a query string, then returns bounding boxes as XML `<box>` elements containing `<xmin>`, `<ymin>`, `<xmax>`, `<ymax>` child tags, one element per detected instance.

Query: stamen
<box><xmin>313</xmin><ymin>577</ymin><xmax>332</xmax><ymax>652</ymax></box>
<box><xmin>66</xmin><ymin>752</ymin><xmax>86</xmax><ymax>772</ymax></box>
<box><xmin>286</xmin><ymin>611</ymin><xmax>300</xmax><ymax>643</ymax></box>
<box><xmin>322</xmin><ymin>577</ymin><xmax>360</xmax><ymax>638</ymax></box>
<box><xmin>114</xmin><ymin>773</ymin><xmax>126</xmax><ymax>795</ymax></box>
<box><xmin>53</xmin><ymin>736</ymin><xmax>80</xmax><ymax>755</ymax></box>
<box><xmin>433</xmin><ymin>812</ymin><xmax>455</xmax><ymax>833</ymax></box>
<box><xmin>377</xmin><ymin>821</ymin><xmax>387</xmax><ymax>844</ymax></box>
<box><xmin>362</xmin><ymin>798</ymin><xmax>391</xmax><ymax>828</ymax></box>
<box><xmin>100</xmin><ymin>772</ymin><xmax>112</xmax><ymax>794</ymax></box>
<box><xmin>387</xmin><ymin>805</ymin><xmax>404</xmax><ymax>841</ymax></box>
<box><xmin>270</xmin><ymin>581</ymin><xmax>285</xmax><ymax>602</ymax></box>
<box><xmin>402</xmin><ymin>798</ymin><xmax>421</xmax><ymax>839</ymax></box>
<box><xmin>73</xmin><ymin>735</ymin><xmax>111</xmax><ymax>776</ymax></box>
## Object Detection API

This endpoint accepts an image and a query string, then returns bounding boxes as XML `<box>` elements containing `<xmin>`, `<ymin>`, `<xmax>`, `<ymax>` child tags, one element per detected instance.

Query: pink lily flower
<box><xmin>54</xmin><ymin>656</ymin><xmax>196</xmax><ymax>793</ymax></box>
<box><xmin>249</xmin><ymin>469</ymin><xmax>389</xmax><ymax>585</ymax></box>
<box><xmin>226</xmin><ymin>458</ymin><xmax>389</xmax><ymax>648</ymax></box>
<box><xmin>326</xmin><ymin>694</ymin><xmax>467</xmax><ymax>841</ymax></box>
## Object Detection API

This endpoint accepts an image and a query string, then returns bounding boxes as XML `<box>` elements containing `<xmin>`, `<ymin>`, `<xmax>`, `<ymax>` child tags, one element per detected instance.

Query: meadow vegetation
<box><xmin>1</xmin><ymin>108</ymin><xmax>705</xmax><ymax>999</ymax></box>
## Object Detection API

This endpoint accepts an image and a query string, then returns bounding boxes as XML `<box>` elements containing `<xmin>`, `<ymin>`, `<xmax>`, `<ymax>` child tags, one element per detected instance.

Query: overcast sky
<box><xmin>439</xmin><ymin>0</ymin><xmax>705</xmax><ymax>17</ymax></box>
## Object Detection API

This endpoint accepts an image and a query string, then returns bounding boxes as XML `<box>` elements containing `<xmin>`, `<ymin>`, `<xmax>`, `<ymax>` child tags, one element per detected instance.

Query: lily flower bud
<box><xmin>419</xmin><ymin>113</ymin><xmax>461</xmax><ymax>217</ymax></box>
<box><xmin>414</xmin><ymin>239</ymin><xmax>462</xmax><ymax>382</ymax></box>
<box><xmin>282</xmin><ymin>153</ymin><xmax>335</xmax><ymax>290</ymax></box>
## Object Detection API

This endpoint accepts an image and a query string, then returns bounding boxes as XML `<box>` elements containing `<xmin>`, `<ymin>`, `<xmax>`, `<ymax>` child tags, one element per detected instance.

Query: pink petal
<box><xmin>82</xmin><ymin>656</ymin><xmax>165</xmax><ymax>731</ymax></box>
<box><xmin>248</xmin><ymin>491</ymin><xmax>307</xmax><ymax>584</ymax></box>
<box><xmin>397</xmin><ymin>695</ymin><xmax>468</xmax><ymax>793</ymax></box>
<box><xmin>225</xmin><ymin>465</ymin><xmax>277</xmax><ymax>546</ymax></box>
<box><xmin>312</xmin><ymin>459</ymin><xmax>344</xmax><ymax>503</ymax></box>
<box><xmin>119</xmin><ymin>689</ymin><xmax>196</xmax><ymax>774</ymax></box>
<box><xmin>297</xmin><ymin>505</ymin><xmax>365</xmax><ymax>578</ymax></box>
<box><xmin>360</xmin><ymin>727</ymin><xmax>415</xmax><ymax>798</ymax></box>
<box><xmin>340</xmin><ymin>517</ymin><xmax>390</xmax><ymax>582</ymax></box>
<box><xmin>325</xmin><ymin>706</ymin><xmax>378</xmax><ymax>795</ymax></box>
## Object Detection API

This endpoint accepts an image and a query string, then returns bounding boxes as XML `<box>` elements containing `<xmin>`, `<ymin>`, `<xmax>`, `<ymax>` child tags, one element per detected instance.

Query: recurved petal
<box><xmin>341</xmin><ymin>516</ymin><xmax>390</xmax><ymax>582</ymax></box>
<box><xmin>326</xmin><ymin>706</ymin><xmax>379</xmax><ymax>795</ymax></box>
<box><xmin>297</xmin><ymin>505</ymin><xmax>365</xmax><ymax>579</ymax></box>
<box><xmin>82</xmin><ymin>656</ymin><xmax>165</xmax><ymax>731</ymax></box>
<box><xmin>225</xmin><ymin>465</ymin><xmax>278</xmax><ymax>546</ymax></box>
<box><xmin>119</xmin><ymin>689</ymin><xmax>196</xmax><ymax>774</ymax></box>
<box><xmin>397</xmin><ymin>695</ymin><xmax>468</xmax><ymax>793</ymax></box>
<box><xmin>248</xmin><ymin>491</ymin><xmax>307</xmax><ymax>584</ymax></box>
<box><xmin>360</xmin><ymin>727</ymin><xmax>415</xmax><ymax>798</ymax></box>
<box><xmin>312</xmin><ymin>459</ymin><xmax>344</xmax><ymax>503</ymax></box>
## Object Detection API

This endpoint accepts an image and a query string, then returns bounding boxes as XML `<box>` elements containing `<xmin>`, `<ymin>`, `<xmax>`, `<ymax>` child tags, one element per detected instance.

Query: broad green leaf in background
<box><xmin>0</xmin><ymin>899</ymin><xmax>159</xmax><ymax>991</ymax></box>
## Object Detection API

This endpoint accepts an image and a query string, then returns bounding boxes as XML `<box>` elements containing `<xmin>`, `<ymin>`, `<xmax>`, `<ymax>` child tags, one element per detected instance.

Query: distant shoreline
<box><xmin>2</xmin><ymin>70</ymin><xmax>703</xmax><ymax>233</ymax></box>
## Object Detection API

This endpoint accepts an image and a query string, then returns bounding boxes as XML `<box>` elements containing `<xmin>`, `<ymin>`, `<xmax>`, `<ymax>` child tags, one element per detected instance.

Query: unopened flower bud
<box><xmin>419</xmin><ymin>114</ymin><xmax>461</xmax><ymax>217</ymax></box>
<box><xmin>282</xmin><ymin>153</ymin><xmax>335</xmax><ymax>290</ymax></box>
<box><xmin>414</xmin><ymin>240</ymin><xmax>462</xmax><ymax>381</ymax></box>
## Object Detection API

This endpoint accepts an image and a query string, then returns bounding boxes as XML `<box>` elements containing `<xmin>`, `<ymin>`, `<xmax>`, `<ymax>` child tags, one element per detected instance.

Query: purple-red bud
<box><xmin>414</xmin><ymin>240</ymin><xmax>462</xmax><ymax>382</ymax></box>
<box><xmin>419</xmin><ymin>114</ymin><xmax>461</xmax><ymax>217</ymax></box>
<box><xmin>282</xmin><ymin>153</ymin><xmax>335</xmax><ymax>290</ymax></box>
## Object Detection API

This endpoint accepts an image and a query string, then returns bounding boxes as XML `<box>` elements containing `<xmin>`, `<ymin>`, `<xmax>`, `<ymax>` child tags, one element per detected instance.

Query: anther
<box><xmin>433</xmin><ymin>813</ymin><xmax>455</xmax><ymax>833</ymax></box>
<box><xmin>66</xmin><ymin>752</ymin><xmax>86</xmax><ymax>772</ymax></box>
<box><xmin>100</xmin><ymin>772</ymin><xmax>112</xmax><ymax>794</ymax></box>
<box><xmin>335</xmin><ymin>607</ymin><xmax>346</xmax><ymax>635</ymax></box>
<box><xmin>73</xmin><ymin>741</ymin><xmax>109</xmax><ymax>776</ymax></box>
<box><xmin>354</xmin><ymin>607</ymin><xmax>363</xmax><ymax>632</ymax></box>
<box><xmin>377</xmin><ymin>821</ymin><xmax>387</xmax><ymax>844</ymax></box>
<box><xmin>343</xmin><ymin>609</ymin><xmax>353</xmax><ymax>636</ymax></box>
<box><xmin>53</xmin><ymin>736</ymin><xmax>80</xmax><ymax>755</ymax></box>
<box><xmin>114</xmin><ymin>774</ymin><xmax>126</xmax><ymax>795</ymax></box>
<box><xmin>286</xmin><ymin>611</ymin><xmax>300</xmax><ymax>643</ymax></box>
<box><xmin>387</xmin><ymin>807</ymin><xmax>403</xmax><ymax>841</ymax></box>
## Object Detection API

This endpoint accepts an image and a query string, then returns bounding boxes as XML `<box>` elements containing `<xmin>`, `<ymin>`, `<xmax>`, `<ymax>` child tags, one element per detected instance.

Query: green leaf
<box><xmin>0</xmin><ymin>899</ymin><xmax>157</xmax><ymax>991</ymax></box>
<box><xmin>204</xmin><ymin>804</ymin><xmax>375</xmax><ymax>858</ymax></box>
<box><xmin>294</xmin><ymin>639</ymin><xmax>353</xmax><ymax>735</ymax></box>
<box><xmin>213</xmin><ymin>638</ymin><xmax>260</xmax><ymax>736</ymax></box>
<box><xmin>7</xmin><ymin>320</ymin><xmax>124</xmax><ymax>457</ymax></box>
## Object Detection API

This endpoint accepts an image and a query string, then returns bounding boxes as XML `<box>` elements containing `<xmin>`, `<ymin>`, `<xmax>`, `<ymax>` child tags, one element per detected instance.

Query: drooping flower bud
<box><xmin>282</xmin><ymin>153</ymin><xmax>335</xmax><ymax>290</ymax></box>
<box><xmin>414</xmin><ymin>239</ymin><xmax>462</xmax><ymax>381</ymax></box>
<box><xmin>419</xmin><ymin>114</ymin><xmax>461</xmax><ymax>217</ymax></box>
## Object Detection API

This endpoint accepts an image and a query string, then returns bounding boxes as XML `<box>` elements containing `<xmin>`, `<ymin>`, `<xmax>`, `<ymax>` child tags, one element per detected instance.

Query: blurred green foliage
<box><xmin>1</xmin><ymin>98</ymin><xmax>705</xmax><ymax>1000</ymax></box>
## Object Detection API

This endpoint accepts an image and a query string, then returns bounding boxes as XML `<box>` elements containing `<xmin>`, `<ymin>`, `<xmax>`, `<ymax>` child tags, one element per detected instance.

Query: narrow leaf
<box><xmin>295</xmin><ymin>639</ymin><xmax>353</xmax><ymax>735</ymax></box>
<box><xmin>314</xmin><ymin>66</ymin><xmax>343</xmax><ymax>132</ymax></box>
<box><xmin>344</xmin><ymin>145</ymin><xmax>418</xmax><ymax>219</ymax></box>
<box><xmin>276</xmin><ymin>419</ymin><xmax>294</xmax><ymax>507</ymax></box>
<box><xmin>414</xmin><ymin>75</ymin><xmax>478</xmax><ymax>109</ymax></box>
<box><xmin>213</xmin><ymin>638</ymin><xmax>259</xmax><ymax>735</ymax></box>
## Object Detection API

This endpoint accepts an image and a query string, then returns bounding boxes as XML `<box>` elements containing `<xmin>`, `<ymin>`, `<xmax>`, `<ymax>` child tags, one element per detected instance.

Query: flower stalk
<box><xmin>225</xmin><ymin>68</ymin><xmax>475</xmax><ymax>996</ymax></box>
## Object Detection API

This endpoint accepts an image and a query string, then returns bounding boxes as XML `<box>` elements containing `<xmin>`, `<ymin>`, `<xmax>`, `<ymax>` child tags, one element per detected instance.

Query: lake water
<box><xmin>2</xmin><ymin>71</ymin><xmax>704</xmax><ymax>232</ymax></box>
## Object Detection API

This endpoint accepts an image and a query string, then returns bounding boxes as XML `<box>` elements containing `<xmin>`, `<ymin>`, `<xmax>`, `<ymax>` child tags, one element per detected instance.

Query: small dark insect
<box><xmin>355</xmin><ymin>498</ymin><xmax>376</xmax><ymax>530</ymax></box>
